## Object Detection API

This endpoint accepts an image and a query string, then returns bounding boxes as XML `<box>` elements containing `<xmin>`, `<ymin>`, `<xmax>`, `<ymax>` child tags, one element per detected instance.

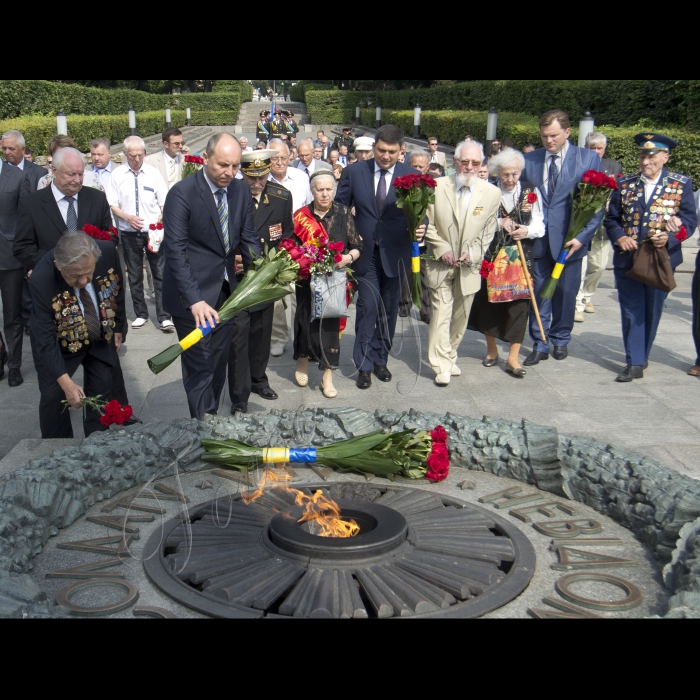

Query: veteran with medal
<box><xmin>29</xmin><ymin>232</ymin><xmax>126</xmax><ymax>439</ymax></box>
<box><xmin>227</xmin><ymin>150</ymin><xmax>294</xmax><ymax>414</ymax></box>
<box><xmin>606</xmin><ymin>133</ymin><xmax>697</xmax><ymax>382</ymax></box>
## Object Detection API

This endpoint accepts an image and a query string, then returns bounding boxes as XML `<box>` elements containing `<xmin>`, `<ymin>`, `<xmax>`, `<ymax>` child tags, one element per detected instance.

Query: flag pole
<box><xmin>516</xmin><ymin>240</ymin><xmax>547</xmax><ymax>344</ymax></box>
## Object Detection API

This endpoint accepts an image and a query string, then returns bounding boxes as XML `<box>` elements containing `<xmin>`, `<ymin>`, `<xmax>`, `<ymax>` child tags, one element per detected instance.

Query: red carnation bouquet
<box><xmin>426</xmin><ymin>426</ymin><xmax>450</xmax><ymax>482</ymax></box>
<box><xmin>182</xmin><ymin>154</ymin><xmax>204</xmax><ymax>180</ymax></box>
<box><xmin>638</xmin><ymin>225</ymin><xmax>689</xmax><ymax>246</ymax></box>
<box><xmin>148</xmin><ymin>221</ymin><xmax>165</xmax><ymax>253</ymax></box>
<box><xmin>82</xmin><ymin>224</ymin><xmax>118</xmax><ymax>242</ymax></box>
<box><xmin>540</xmin><ymin>169</ymin><xmax>618</xmax><ymax>300</ymax></box>
<box><xmin>394</xmin><ymin>174</ymin><xmax>437</xmax><ymax>308</ymax></box>
<box><xmin>61</xmin><ymin>396</ymin><xmax>133</xmax><ymax>427</ymax></box>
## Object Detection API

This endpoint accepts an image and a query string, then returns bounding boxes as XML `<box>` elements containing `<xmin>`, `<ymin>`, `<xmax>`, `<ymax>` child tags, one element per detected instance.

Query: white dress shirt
<box><xmin>498</xmin><ymin>183</ymin><xmax>546</xmax><ymax>239</ymax></box>
<box><xmin>202</xmin><ymin>169</ymin><xmax>225</xmax><ymax>204</ymax></box>
<box><xmin>268</xmin><ymin>168</ymin><xmax>312</xmax><ymax>213</ymax></box>
<box><xmin>543</xmin><ymin>141</ymin><xmax>570</xmax><ymax>195</ymax></box>
<box><xmin>296</xmin><ymin>159</ymin><xmax>327</xmax><ymax>178</ymax></box>
<box><xmin>13</xmin><ymin>159</ymin><xmax>25</xmax><ymax>171</ymax></box>
<box><xmin>374</xmin><ymin>164</ymin><xmax>396</xmax><ymax>194</ymax></box>
<box><xmin>51</xmin><ymin>182</ymin><xmax>79</xmax><ymax>225</ymax></box>
<box><xmin>641</xmin><ymin>174</ymin><xmax>662</xmax><ymax>203</ymax></box>
<box><xmin>107</xmin><ymin>162</ymin><xmax>168</xmax><ymax>233</ymax></box>
<box><xmin>84</xmin><ymin>160</ymin><xmax>114</xmax><ymax>191</ymax></box>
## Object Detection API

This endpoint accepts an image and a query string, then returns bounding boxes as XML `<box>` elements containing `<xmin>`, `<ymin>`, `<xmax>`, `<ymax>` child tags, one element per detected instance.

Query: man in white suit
<box><xmin>424</xmin><ymin>141</ymin><xmax>501</xmax><ymax>385</ymax></box>
<box><xmin>145</xmin><ymin>127</ymin><xmax>185</xmax><ymax>191</ymax></box>
<box><xmin>428</xmin><ymin>137</ymin><xmax>447</xmax><ymax>168</ymax></box>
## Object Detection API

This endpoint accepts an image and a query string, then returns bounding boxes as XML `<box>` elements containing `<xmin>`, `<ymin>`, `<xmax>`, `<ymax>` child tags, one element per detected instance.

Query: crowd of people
<box><xmin>1</xmin><ymin>104</ymin><xmax>699</xmax><ymax>439</ymax></box>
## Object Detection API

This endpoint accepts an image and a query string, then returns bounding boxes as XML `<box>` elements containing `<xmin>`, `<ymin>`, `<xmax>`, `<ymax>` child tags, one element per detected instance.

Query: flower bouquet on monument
<box><xmin>201</xmin><ymin>424</ymin><xmax>451</xmax><ymax>483</ymax></box>
<box><xmin>540</xmin><ymin>170</ymin><xmax>619</xmax><ymax>300</ymax></box>
<box><xmin>147</xmin><ymin>246</ymin><xmax>300</xmax><ymax>375</ymax></box>
<box><xmin>393</xmin><ymin>174</ymin><xmax>437</xmax><ymax>308</ymax></box>
<box><xmin>181</xmin><ymin>154</ymin><xmax>204</xmax><ymax>180</ymax></box>
<box><xmin>61</xmin><ymin>396</ymin><xmax>133</xmax><ymax>426</ymax></box>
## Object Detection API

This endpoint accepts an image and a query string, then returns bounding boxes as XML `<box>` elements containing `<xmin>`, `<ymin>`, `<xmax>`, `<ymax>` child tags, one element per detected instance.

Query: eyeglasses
<box><xmin>169</xmin><ymin>141</ymin><xmax>185</xmax><ymax>147</ymax></box>
<box><xmin>455</xmin><ymin>159</ymin><xmax>482</xmax><ymax>167</ymax></box>
<box><xmin>270</xmin><ymin>157</ymin><xmax>289</xmax><ymax>163</ymax></box>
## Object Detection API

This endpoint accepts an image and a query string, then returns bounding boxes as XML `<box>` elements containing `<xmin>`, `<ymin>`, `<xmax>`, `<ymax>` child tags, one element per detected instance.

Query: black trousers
<box><xmin>38</xmin><ymin>352</ymin><xmax>114</xmax><ymax>439</ymax></box>
<box><xmin>121</xmin><ymin>233</ymin><xmax>170</xmax><ymax>324</ymax></box>
<box><xmin>399</xmin><ymin>261</ymin><xmax>432</xmax><ymax>320</ymax></box>
<box><xmin>0</xmin><ymin>268</ymin><xmax>25</xmax><ymax>370</ymax></box>
<box><xmin>173</xmin><ymin>285</ymin><xmax>232</xmax><ymax>420</ymax></box>
<box><xmin>693</xmin><ymin>252</ymin><xmax>700</xmax><ymax>366</ymax></box>
<box><xmin>228</xmin><ymin>304</ymin><xmax>274</xmax><ymax>410</ymax></box>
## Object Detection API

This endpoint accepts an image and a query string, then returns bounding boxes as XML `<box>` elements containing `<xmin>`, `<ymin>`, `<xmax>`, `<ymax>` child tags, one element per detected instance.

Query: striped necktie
<box><xmin>65</xmin><ymin>197</ymin><xmax>78</xmax><ymax>232</ymax></box>
<box><xmin>79</xmin><ymin>287</ymin><xmax>102</xmax><ymax>341</ymax></box>
<box><xmin>217</xmin><ymin>189</ymin><xmax>231</xmax><ymax>281</ymax></box>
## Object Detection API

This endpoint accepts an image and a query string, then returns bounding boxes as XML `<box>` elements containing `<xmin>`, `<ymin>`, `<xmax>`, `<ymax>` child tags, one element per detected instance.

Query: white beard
<box><xmin>456</xmin><ymin>173</ymin><xmax>477</xmax><ymax>189</ymax></box>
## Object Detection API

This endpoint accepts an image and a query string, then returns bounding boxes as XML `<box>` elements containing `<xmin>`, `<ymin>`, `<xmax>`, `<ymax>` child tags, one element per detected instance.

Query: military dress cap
<box><xmin>353</xmin><ymin>136</ymin><xmax>375</xmax><ymax>151</ymax></box>
<box><xmin>635</xmin><ymin>132</ymin><xmax>678</xmax><ymax>154</ymax></box>
<box><xmin>240</xmin><ymin>149</ymin><xmax>279</xmax><ymax>177</ymax></box>
<box><xmin>342</xmin><ymin>126</ymin><xmax>353</xmax><ymax>132</ymax></box>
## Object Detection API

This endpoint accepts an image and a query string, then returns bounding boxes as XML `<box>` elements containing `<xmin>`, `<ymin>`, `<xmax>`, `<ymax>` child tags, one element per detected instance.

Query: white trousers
<box><xmin>576</xmin><ymin>234</ymin><xmax>612</xmax><ymax>312</ymax></box>
<box><xmin>271</xmin><ymin>284</ymin><xmax>297</xmax><ymax>349</ymax></box>
<box><xmin>428</xmin><ymin>267</ymin><xmax>476</xmax><ymax>376</ymax></box>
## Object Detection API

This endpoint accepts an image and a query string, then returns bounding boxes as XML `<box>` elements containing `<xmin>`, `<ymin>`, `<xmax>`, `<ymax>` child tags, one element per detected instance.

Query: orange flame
<box><xmin>242</xmin><ymin>469</ymin><xmax>360</xmax><ymax>539</ymax></box>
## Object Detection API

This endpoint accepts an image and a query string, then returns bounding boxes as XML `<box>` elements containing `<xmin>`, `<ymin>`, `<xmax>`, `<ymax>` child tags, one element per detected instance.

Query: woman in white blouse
<box><xmin>468</xmin><ymin>149</ymin><xmax>545</xmax><ymax>377</ymax></box>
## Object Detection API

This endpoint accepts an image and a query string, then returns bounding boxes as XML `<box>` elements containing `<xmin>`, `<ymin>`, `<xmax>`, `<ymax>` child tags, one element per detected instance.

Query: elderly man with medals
<box><xmin>29</xmin><ymin>232</ymin><xmax>126</xmax><ymax>438</ymax></box>
<box><xmin>606</xmin><ymin>133</ymin><xmax>697</xmax><ymax>382</ymax></box>
<box><xmin>227</xmin><ymin>150</ymin><xmax>294</xmax><ymax>415</ymax></box>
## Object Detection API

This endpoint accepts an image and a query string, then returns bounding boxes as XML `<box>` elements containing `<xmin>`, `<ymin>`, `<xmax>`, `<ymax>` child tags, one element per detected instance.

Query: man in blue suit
<box><xmin>522</xmin><ymin>110</ymin><xmax>603</xmax><ymax>365</ymax></box>
<box><xmin>606</xmin><ymin>133</ymin><xmax>697</xmax><ymax>382</ymax></box>
<box><xmin>163</xmin><ymin>134</ymin><xmax>260</xmax><ymax>419</ymax></box>
<box><xmin>336</xmin><ymin>125</ymin><xmax>423</xmax><ymax>389</ymax></box>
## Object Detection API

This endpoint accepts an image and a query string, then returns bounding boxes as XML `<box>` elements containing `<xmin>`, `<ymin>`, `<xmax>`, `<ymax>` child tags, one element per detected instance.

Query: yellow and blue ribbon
<box><xmin>262</xmin><ymin>447</ymin><xmax>318</xmax><ymax>465</ymax></box>
<box><xmin>178</xmin><ymin>320</ymin><xmax>216</xmax><ymax>352</ymax></box>
<box><xmin>412</xmin><ymin>242</ymin><xmax>421</xmax><ymax>274</ymax></box>
<box><xmin>551</xmin><ymin>250</ymin><xmax>568</xmax><ymax>281</ymax></box>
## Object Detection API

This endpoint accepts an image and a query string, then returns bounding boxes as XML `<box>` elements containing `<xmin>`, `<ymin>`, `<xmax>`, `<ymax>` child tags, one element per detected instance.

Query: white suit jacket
<box><xmin>144</xmin><ymin>151</ymin><xmax>184</xmax><ymax>190</ymax></box>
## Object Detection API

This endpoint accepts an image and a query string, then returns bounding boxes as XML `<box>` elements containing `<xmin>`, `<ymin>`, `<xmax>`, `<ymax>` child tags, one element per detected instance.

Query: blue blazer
<box><xmin>523</xmin><ymin>143</ymin><xmax>603</xmax><ymax>261</ymax></box>
<box><xmin>336</xmin><ymin>159</ymin><xmax>419</xmax><ymax>278</ymax></box>
<box><xmin>606</xmin><ymin>168</ymin><xmax>697</xmax><ymax>272</ymax></box>
<box><xmin>162</xmin><ymin>170</ymin><xmax>260</xmax><ymax>320</ymax></box>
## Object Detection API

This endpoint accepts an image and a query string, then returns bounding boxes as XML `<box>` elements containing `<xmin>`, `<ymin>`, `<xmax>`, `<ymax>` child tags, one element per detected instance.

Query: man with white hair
<box><xmin>14</xmin><ymin>148</ymin><xmax>112</xmax><ymax>272</ymax></box>
<box><xmin>575</xmin><ymin>131</ymin><xmax>623</xmax><ymax>322</ymax></box>
<box><xmin>267</xmin><ymin>137</ymin><xmax>312</xmax><ymax>356</ymax></box>
<box><xmin>107</xmin><ymin>136</ymin><xmax>173</xmax><ymax>333</ymax></box>
<box><xmin>409</xmin><ymin>151</ymin><xmax>431</xmax><ymax>175</ymax></box>
<box><xmin>296</xmin><ymin>138</ymin><xmax>332</xmax><ymax>178</ymax></box>
<box><xmin>1</xmin><ymin>129</ymin><xmax>47</xmax><ymax>196</ymax></box>
<box><xmin>423</xmin><ymin>140</ymin><xmax>501</xmax><ymax>385</ymax></box>
<box><xmin>240</xmin><ymin>137</ymin><xmax>253</xmax><ymax>153</ymax></box>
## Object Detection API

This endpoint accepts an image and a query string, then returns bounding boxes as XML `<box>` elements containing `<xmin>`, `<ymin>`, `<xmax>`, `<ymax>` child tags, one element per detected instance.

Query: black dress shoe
<box><xmin>373</xmin><ymin>366</ymin><xmax>392</xmax><ymax>383</ymax></box>
<box><xmin>399</xmin><ymin>308</ymin><xmax>410</xmax><ymax>318</ymax></box>
<box><xmin>24</xmin><ymin>328</ymin><xmax>30</xmax><ymax>336</ymax></box>
<box><xmin>552</xmin><ymin>347</ymin><xmax>569</xmax><ymax>361</ymax></box>
<box><xmin>616</xmin><ymin>366</ymin><xmax>644</xmax><ymax>383</ymax></box>
<box><xmin>253</xmin><ymin>387</ymin><xmax>279</xmax><ymax>401</ymax></box>
<box><xmin>482</xmin><ymin>357</ymin><xmax>499</xmax><ymax>368</ymax></box>
<box><xmin>357</xmin><ymin>371</ymin><xmax>372</xmax><ymax>390</ymax></box>
<box><xmin>506</xmin><ymin>364</ymin><xmax>527</xmax><ymax>378</ymax></box>
<box><xmin>0</xmin><ymin>350</ymin><xmax>6</xmax><ymax>382</ymax></box>
<box><xmin>231</xmin><ymin>404</ymin><xmax>248</xmax><ymax>415</ymax></box>
<box><xmin>523</xmin><ymin>351</ymin><xmax>549</xmax><ymax>367</ymax></box>
<box><xmin>8</xmin><ymin>369</ymin><xmax>23</xmax><ymax>388</ymax></box>
<box><xmin>122</xmin><ymin>417</ymin><xmax>143</xmax><ymax>427</ymax></box>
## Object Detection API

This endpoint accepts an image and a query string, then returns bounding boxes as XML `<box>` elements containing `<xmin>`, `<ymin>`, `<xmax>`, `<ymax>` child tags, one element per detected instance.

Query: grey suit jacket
<box><xmin>295</xmin><ymin>160</ymin><xmax>332</xmax><ymax>176</ymax></box>
<box><xmin>19</xmin><ymin>160</ymin><xmax>49</xmax><ymax>199</ymax></box>
<box><xmin>0</xmin><ymin>162</ymin><xmax>26</xmax><ymax>271</ymax></box>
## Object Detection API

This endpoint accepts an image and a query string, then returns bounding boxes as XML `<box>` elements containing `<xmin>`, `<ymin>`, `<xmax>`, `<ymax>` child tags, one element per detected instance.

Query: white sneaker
<box><xmin>270</xmin><ymin>345</ymin><xmax>285</xmax><ymax>357</ymax></box>
<box><xmin>161</xmin><ymin>320</ymin><xmax>175</xmax><ymax>334</ymax></box>
<box><xmin>451</xmin><ymin>365</ymin><xmax>462</xmax><ymax>377</ymax></box>
<box><xmin>435</xmin><ymin>373</ymin><xmax>452</xmax><ymax>386</ymax></box>
<box><xmin>132</xmin><ymin>318</ymin><xmax>148</xmax><ymax>330</ymax></box>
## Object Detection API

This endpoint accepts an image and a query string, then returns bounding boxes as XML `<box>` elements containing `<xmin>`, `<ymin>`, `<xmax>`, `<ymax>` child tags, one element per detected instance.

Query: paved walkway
<box><xmin>2</xmin><ymin>240</ymin><xmax>699</xmax><ymax>480</ymax></box>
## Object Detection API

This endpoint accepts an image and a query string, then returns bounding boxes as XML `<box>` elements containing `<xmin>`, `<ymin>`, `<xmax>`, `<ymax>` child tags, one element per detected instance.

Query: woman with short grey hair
<box><xmin>293</xmin><ymin>171</ymin><xmax>362</xmax><ymax>399</ymax></box>
<box><xmin>468</xmin><ymin>149</ymin><xmax>545</xmax><ymax>378</ymax></box>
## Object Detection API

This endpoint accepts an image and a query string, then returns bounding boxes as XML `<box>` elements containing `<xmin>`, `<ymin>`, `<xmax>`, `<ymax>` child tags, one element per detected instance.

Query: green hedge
<box><xmin>0</xmin><ymin>80</ymin><xmax>251</xmax><ymax>120</ymax></box>
<box><xmin>307</xmin><ymin>81</ymin><xmax>700</xmax><ymax>128</ymax></box>
<box><xmin>212</xmin><ymin>80</ymin><xmax>253</xmax><ymax>100</ymax></box>
<box><xmin>290</xmin><ymin>81</ymin><xmax>338</xmax><ymax>103</ymax></box>
<box><xmin>0</xmin><ymin>110</ymin><xmax>239</xmax><ymax>155</ymax></box>
<box><xmin>359</xmin><ymin>109</ymin><xmax>700</xmax><ymax>183</ymax></box>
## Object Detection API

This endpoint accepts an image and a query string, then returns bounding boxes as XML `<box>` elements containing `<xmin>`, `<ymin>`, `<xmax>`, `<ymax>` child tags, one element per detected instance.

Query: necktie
<box><xmin>376</xmin><ymin>170</ymin><xmax>388</xmax><ymax>215</ymax></box>
<box><xmin>133</xmin><ymin>172</ymin><xmax>140</xmax><ymax>218</ymax></box>
<box><xmin>168</xmin><ymin>158</ymin><xmax>176</xmax><ymax>189</ymax></box>
<box><xmin>217</xmin><ymin>189</ymin><xmax>231</xmax><ymax>281</ymax></box>
<box><xmin>253</xmin><ymin>196</ymin><xmax>259</xmax><ymax>211</ymax></box>
<box><xmin>459</xmin><ymin>187</ymin><xmax>469</xmax><ymax>223</ymax></box>
<box><xmin>305</xmin><ymin>167</ymin><xmax>310</xmax><ymax>177</ymax></box>
<box><xmin>79</xmin><ymin>287</ymin><xmax>101</xmax><ymax>341</ymax></box>
<box><xmin>65</xmin><ymin>197</ymin><xmax>78</xmax><ymax>231</ymax></box>
<box><xmin>549</xmin><ymin>155</ymin><xmax>560</xmax><ymax>192</ymax></box>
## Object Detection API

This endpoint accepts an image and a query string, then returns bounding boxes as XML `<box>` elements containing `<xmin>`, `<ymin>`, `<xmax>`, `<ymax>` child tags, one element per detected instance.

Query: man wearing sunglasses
<box><xmin>146</xmin><ymin>127</ymin><xmax>186</xmax><ymax>191</ymax></box>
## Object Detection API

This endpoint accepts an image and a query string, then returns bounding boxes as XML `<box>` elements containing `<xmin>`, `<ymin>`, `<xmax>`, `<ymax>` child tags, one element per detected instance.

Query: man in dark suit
<box><xmin>1</xmin><ymin>129</ymin><xmax>48</xmax><ymax>198</ymax></box>
<box><xmin>14</xmin><ymin>148</ymin><xmax>112</xmax><ymax>271</ymax></box>
<box><xmin>336</xmin><ymin>125</ymin><xmax>424</xmax><ymax>389</ymax></box>
<box><xmin>522</xmin><ymin>110</ymin><xmax>603</xmax><ymax>365</ymax></box>
<box><xmin>163</xmin><ymin>133</ymin><xmax>261</xmax><ymax>420</ymax></box>
<box><xmin>228</xmin><ymin>150</ymin><xmax>294</xmax><ymax>414</ymax></box>
<box><xmin>575</xmin><ymin>132</ymin><xmax>624</xmax><ymax>322</ymax></box>
<box><xmin>29</xmin><ymin>233</ymin><xmax>125</xmax><ymax>438</ymax></box>
<box><xmin>0</xmin><ymin>159</ymin><xmax>27</xmax><ymax>387</ymax></box>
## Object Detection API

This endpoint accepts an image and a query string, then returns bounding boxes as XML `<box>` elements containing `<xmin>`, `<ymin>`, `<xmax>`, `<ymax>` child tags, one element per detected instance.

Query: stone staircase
<box><xmin>237</xmin><ymin>101</ymin><xmax>310</xmax><ymax>130</ymax></box>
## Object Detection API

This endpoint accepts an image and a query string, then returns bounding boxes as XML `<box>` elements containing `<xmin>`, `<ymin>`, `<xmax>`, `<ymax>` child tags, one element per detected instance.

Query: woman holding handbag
<box><xmin>468</xmin><ymin>150</ymin><xmax>545</xmax><ymax>377</ymax></box>
<box><xmin>294</xmin><ymin>171</ymin><xmax>363</xmax><ymax>398</ymax></box>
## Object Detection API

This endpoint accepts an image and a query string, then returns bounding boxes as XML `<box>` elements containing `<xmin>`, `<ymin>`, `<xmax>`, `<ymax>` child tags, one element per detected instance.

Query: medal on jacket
<box><xmin>95</xmin><ymin>269</ymin><xmax>120</xmax><ymax>343</ymax></box>
<box><xmin>53</xmin><ymin>291</ymin><xmax>88</xmax><ymax>353</ymax></box>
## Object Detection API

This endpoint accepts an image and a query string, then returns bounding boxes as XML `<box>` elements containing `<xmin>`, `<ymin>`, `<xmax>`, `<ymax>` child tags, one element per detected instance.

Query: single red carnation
<box><xmin>676</xmin><ymin>226</ymin><xmax>689</xmax><ymax>243</ymax></box>
<box><xmin>527</xmin><ymin>192</ymin><xmax>538</xmax><ymax>205</ymax></box>
<box><xmin>298</xmin><ymin>257</ymin><xmax>312</xmax><ymax>280</ymax></box>
<box><xmin>431</xmin><ymin>426</ymin><xmax>449</xmax><ymax>443</ymax></box>
<box><xmin>149</xmin><ymin>224</ymin><xmax>157</xmax><ymax>231</ymax></box>
<box><xmin>157</xmin><ymin>222</ymin><xmax>164</xmax><ymax>230</ymax></box>
<box><xmin>426</xmin><ymin>445</ymin><xmax>450</xmax><ymax>483</ymax></box>
<box><xmin>480</xmin><ymin>260</ymin><xmax>495</xmax><ymax>280</ymax></box>
<box><xmin>334</xmin><ymin>254</ymin><xmax>344</xmax><ymax>264</ymax></box>
<box><xmin>279</xmin><ymin>238</ymin><xmax>295</xmax><ymax>252</ymax></box>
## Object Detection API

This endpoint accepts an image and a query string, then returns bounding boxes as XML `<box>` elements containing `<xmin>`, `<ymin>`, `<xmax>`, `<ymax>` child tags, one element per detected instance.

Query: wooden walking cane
<box><xmin>516</xmin><ymin>240</ymin><xmax>547</xmax><ymax>344</ymax></box>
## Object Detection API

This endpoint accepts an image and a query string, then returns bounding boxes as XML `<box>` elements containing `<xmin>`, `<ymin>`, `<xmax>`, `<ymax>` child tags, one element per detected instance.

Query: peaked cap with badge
<box><xmin>240</xmin><ymin>149</ymin><xmax>279</xmax><ymax>178</ymax></box>
<box><xmin>635</xmin><ymin>132</ymin><xmax>678</xmax><ymax>155</ymax></box>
